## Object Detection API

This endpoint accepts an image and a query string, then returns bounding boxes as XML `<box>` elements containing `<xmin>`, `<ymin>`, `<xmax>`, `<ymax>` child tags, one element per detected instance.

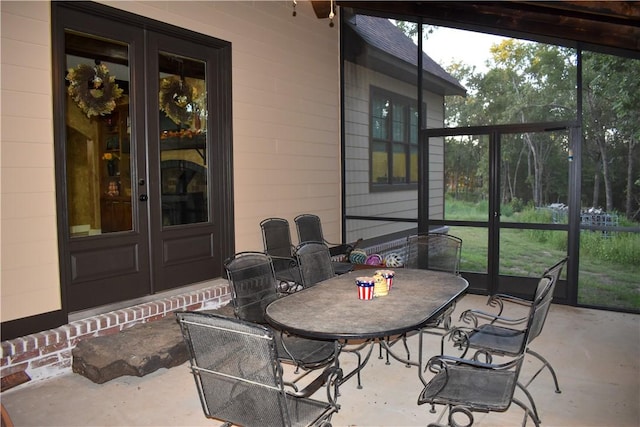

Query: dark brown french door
<box><xmin>54</xmin><ymin>3</ymin><xmax>233</xmax><ymax>313</ymax></box>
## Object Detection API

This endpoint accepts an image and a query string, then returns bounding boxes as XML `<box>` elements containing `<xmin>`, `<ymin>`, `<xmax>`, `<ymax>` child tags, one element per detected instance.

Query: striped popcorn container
<box><xmin>356</xmin><ymin>277</ymin><xmax>375</xmax><ymax>300</ymax></box>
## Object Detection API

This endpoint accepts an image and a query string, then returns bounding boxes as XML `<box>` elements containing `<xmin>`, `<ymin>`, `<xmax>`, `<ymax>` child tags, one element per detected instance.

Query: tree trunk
<box><xmin>599</xmin><ymin>139</ymin><xmax>613</xmax><ymax>212</ymax></box>
<box><xmin>524</xmin><ymin>133</ymin><xmax>542</xmax><ymax>207</ymax></box>
<box><xmin>592</xmin><ymin>169</ymin><xmax>600</xmax><ymax>208</ymax></box>
<box><xmin>626</xmin><ymin>136</ymin><xmax>637</xmax><ymax>219</ymax></box>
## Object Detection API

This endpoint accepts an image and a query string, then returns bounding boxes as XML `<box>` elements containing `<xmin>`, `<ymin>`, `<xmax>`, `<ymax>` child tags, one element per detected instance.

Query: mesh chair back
<box><xmin>261</xmin><ymin>218</ymin><xmax>295</xmax><ymax>258</ymax></box>
<box><xmin>225</xmin><ymin>252</ymin><xmax>279</xmax><ymax>324</ymax></box>
<box><xmin>405</xmin><ymin>233</ymin><xmax>462</xmax><ymax>275</ymax></box>
<box><xmin>295</xmin><ymin>242</ymin><xmax>335</xmax><ymax>287</ymax></box>
<box><xmin>527</xmin><ymin>275</ymin><xmax>554</xmax><ymax>344</ymax></box>
<box><xmin>294</xmin><ymin>214</ymin><xmax>324</xmax><ymax>244</ymax></box>
<box><xmin>176</xmin><ymin>312</ymin><xmax>290</xmax><ymax>427</ymax></box>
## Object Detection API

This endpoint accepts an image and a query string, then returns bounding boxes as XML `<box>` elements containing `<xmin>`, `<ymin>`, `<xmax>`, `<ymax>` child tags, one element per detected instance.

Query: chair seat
<box><xmin>468</xmin><ymin>324</ymin><xmax>525</xmax><ymax>356</ymax></box>
<box><xmin>419</xmin><ymin>365</ymin><xmax>516</xmax><ymax>412</ymax></box>
<box><xmin>276</xmin><ymin>333</ymin><xmax>336</xmax><ymax>369</ymax></box>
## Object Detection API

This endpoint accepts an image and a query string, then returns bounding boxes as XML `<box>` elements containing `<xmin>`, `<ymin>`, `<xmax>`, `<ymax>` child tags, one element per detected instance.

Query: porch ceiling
<box><xmin>314</xmin><ymin>1</ymin><xmax>640</xmax><ymax>59</ymax></box>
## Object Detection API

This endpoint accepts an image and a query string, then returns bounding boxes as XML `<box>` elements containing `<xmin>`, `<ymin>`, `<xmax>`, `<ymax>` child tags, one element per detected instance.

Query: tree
<box><xmin>582</xmin><ymin>52</ymin><xmax>640</xmax><ymax>219</ymax></box>
<box><xmin>444</xmin><ymin>42</ymin><xmax>575</xmax><ymax>207</ymax></box>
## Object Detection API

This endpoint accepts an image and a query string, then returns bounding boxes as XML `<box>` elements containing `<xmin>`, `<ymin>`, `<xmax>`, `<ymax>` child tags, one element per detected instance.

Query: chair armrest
<box><xmin>459</xmin><ymin>308</ymin><xmax>528</xmax><ymax>328</ymax></box>
<box><xmin>486</xmin><ymin>293</ymin><xmax>533</xmax><ymax>317</ymax></box>
<box><xmin>426</xmin><ymin>353</ymin><xmax>523</xmax><ymax>373</ymax></box>
<box><xmin>488</xmin><ymin>293</ymin><xmax>532</xmax><ymax>307</ymax></box>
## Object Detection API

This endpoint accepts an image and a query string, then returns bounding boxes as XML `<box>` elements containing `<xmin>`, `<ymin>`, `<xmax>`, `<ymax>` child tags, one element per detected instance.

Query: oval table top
<box><xmin>265</xmin><ymin>268</ymin><xmax>468</xmax><ymax>341</ymax></box>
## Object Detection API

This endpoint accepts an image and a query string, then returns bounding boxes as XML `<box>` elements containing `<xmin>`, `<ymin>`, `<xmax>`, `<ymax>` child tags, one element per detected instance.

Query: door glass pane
<box><xmin>500</xmin><ymin>229</ymin><xmax>567</xmax><ymax>276</ymax></box>
<box><xmin>440</xmin><ymin>135</ymin><xmax>490</xmax><ymax>275</ymax></box>
<box><xmin>447</xmin><ymin>226</ymin><xmax>488</xmax><ymax>274</ymax></box>
<box><xmin>158</xmin><ymin>52</ymin><xmax>208</xmax><ymax>226</ymax></box>
<box><xmin>442</xmin><ymin>134</ymin><xmax>490</xmax><ymax>221</ymax></box>
<box><xmin>65</xmin><ymin>31</ymin><xmax>132</xmax><ymax>236</ymax></box>
<box><xmin>500</xmin><ymin>130</ymin><xmax>570</xmax><ymax>224</ymax></box>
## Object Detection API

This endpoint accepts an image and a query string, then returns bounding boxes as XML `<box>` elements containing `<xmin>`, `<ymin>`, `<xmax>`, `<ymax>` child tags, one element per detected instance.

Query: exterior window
<box><xmin>370</xmin><ymin>88</ymin><xmax>418</xmax><ymax>188</ymax></box>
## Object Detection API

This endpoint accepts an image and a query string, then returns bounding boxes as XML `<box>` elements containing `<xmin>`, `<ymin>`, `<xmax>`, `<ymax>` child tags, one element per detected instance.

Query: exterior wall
<box><xmin>343</xmin><ymin>61</ymin><xmax>445</xmax><ymax>242</ymax></box>
<box><xmin>0</xmin><ymin>1</ymin><xmax>60</xmax><ymax>322</ymax></box>
<box><xmin>0</xmin><ymin>1</ymin><xmax>341</xmax><ymax>323</ymax></box>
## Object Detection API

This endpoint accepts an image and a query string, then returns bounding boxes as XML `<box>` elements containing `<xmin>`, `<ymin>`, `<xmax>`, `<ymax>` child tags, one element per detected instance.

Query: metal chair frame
<box><xmin>294</xmin><ymin>241</ymin><xmax>336</xmax><ymax>288</ymax></box>
<box><xmin>224</xmin><ymin>251</ymin><xmax>337</xmax><ymax>376</ymax></box>
<box><xmin>419</xmin><ymin>275</ymin><xmax>556</xmax><ymax>427</ymax></box>
<box><xmin>459</xmin><ymin>257</ymin><xmax>568</xmax><ymax>393</ymax></box>
<box><xmin>294</xmin><ymin>214</ymin><xmax>354</xmax><ymax>275</ymax></box>
<box><xmin>176</xmin><ymin>311</ymin><xmax>342</xmax><ymax>427</ymax></box>
<box><xmin>260</xmin><ymin>217</ymin><xmax>303</xmax><ymax>293</ymax></box>
<box><xmin>382</xmin><ymin>233</ymin><xmax>463</xmax><ymax>365</ymax></box>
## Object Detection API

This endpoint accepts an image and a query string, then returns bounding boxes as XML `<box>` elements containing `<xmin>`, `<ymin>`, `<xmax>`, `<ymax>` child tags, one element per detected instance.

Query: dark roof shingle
<box><xmin>347</xmin><ymin>14</ymin><xmax>465</xmax><ymax>93</ymax></box>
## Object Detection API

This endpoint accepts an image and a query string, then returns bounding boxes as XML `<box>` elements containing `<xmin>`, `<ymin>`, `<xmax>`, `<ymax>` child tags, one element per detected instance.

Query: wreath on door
<box><xmin>66</xmin><ymin>62</ymin><xmax>123</xmax><ymax>117</ymax></box>
<box><xmin>159</xmin><ymin>76</ymin><xmax>194</xmax><ymax>126</ymax></box>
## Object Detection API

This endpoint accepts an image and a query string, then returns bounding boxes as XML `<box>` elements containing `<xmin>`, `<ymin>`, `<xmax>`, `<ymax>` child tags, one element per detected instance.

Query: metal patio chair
<box><xmin>418</xmin><ymin>275</ymin><xmax>555</xmax><ymax>427</ymax></box>
<box><xmin>176</xmin><ymin>311</ymin><xmax>342</xmax><ymax>427</ymax></box>
<box><xmin>382</xmin><ymin>233</ymin><xmax>463</xmax><ymax>364</ymax></box>
<box><xmin>294</xmin><ymin>240</ymin><xmax>369</xmax><ymax>388</ymax></box>
<box><xmin>405</xmin><ymin>232</ymin><xmax>463</xmax><ymax>276</ymax></box>
<box><xmin>260</xmin><ymin>218</ymin><xmax>303</xmax><ymax>293</ymax></box>
<box><xmin>294</xmin><ymin>241</ymin><xmax>336</xmax><ymax>288</ymax></box>
<box><xmin>406</xmin><ymin>232</ymin><xmax>463</xmax><ymax>330</ymax></box>
<box><xmin>457</xmin><ymin>257</ymin><xmax>568</xmax><ymax>394</ymax></box>
<box><xmin>224</xmin><ymin>252</ymin><xmax>337</xmax><ymax>375</ymax></box>
<box><xmin>294</xmin><ymin>214</ymin><xmax>355</xmax><ymax>275</ymax></box>
<box><xmin>419</xmin><ymin>353</ymin><xmax>537</xmax><ymax>427</ymax></box>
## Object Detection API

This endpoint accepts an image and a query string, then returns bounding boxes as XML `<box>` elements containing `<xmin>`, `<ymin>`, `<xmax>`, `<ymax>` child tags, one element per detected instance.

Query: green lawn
<box><xmin>444</xmin><ymin>200</ymin><xmax>640</xmax><ymax>311</ymax></box>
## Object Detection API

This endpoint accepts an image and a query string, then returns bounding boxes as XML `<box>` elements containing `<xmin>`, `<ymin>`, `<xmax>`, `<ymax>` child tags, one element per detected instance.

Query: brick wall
<box><xmin>1</xmin><ymin>281</ymin><xmax>231</xmax><ymax>387</ymax></box>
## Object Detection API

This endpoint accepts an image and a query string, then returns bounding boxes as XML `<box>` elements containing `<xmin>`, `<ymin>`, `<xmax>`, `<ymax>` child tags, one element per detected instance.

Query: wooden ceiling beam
<box><xmin>335</xmin><ymin>1</ymin><xmax>640</xmax><ymax>58</ymax></box>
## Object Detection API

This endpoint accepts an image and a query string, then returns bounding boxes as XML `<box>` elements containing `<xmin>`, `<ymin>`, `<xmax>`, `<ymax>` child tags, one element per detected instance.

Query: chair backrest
<box><xmin>526</xmin><ymin>275</ymin><xmax>555</xmax><ymax>345</ymax></box>
<box><xmin>176</xmin><ymin>311</ymin><xmax>293</xmax><ymax>427</ymax></box>
<box><xmin>294</xmin><ymin>214</ymin><xmax>325</xmax><ymax>244</ymax></box>
<box><xmin>526</xmin><ymin>257</ymin><xmax>568</xmax><ymax>338</ymax></box>
<box><xmin>295</xmin><ymin>241</ymin><xmax>335</xmax><ymax>287</ymax></box>
<box><xmin>405</xmin><ymin>233</ymin><xmax>462</xmax><ymax>275</ymax></box>
<box><xmin>535</xmin><ymin>257</ymin><xmax>568</xmax><ymax>300</ymax></box>
<box><xmin>224</xmin><ymin>252</ymin><xmax>279</xmax><ymax>324</ymax></box>
<box><xmin>260</xmin><ymin>218</ymin><xmax>295</xmax><ymax>259</ymax></box>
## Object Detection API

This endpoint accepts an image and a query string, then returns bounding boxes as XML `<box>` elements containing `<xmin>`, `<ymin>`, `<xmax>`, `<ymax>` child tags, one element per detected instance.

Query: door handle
<box><xmin>139</xmin><ymin>194</ymin><xmax>148</xmax><ymax>202</ymax></box>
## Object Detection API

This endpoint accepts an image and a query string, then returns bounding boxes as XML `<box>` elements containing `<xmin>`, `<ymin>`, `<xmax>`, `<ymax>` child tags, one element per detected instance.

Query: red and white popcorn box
<box><xmin>356</xmin><ymin>277</ymin><xmax>375</xmax><ymax>300</ymax></box>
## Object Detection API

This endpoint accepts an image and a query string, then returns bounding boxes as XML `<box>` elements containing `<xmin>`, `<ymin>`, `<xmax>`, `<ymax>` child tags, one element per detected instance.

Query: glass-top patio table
<box><xmin>265</xmin><ymin>268</ymin><xmax>468</xmax><ymax>387</ymax></box>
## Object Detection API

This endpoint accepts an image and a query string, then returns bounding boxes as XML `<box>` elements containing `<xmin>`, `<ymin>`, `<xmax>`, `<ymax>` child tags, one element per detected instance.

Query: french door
<box><xmin>53</xmin><ymin>3</ymin><xmax>233</xmax><ymax>313</ymax></box>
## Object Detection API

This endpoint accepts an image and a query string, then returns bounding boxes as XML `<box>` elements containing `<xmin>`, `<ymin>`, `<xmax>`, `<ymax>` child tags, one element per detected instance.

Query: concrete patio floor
<box><xmin>2</xmin><ymin>294</ymin><xmax>639</xmax><ymax>426</ymax></box>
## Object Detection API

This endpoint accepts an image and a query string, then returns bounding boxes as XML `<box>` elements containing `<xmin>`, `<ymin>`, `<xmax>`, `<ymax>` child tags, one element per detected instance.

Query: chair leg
<box><xmin>517</xmin><ymin>381</ymin><xmax>541</xmax><ymax>423</ymax></box>
<box><xmin>512</xmin><ymin>397</ymin><xmax>541</xmax><ymax>427</ymax></box>
<box><xmin>525</xmin><ymin>348</ymin><xmax>561</xmax><ymax>393</ymax></box>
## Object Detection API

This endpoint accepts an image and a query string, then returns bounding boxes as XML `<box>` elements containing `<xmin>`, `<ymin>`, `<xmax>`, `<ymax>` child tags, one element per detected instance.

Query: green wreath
<box><xmin>66</xmin><ymin>63</ymin><xmax>123</xmax><ymax>118</ymax></box>
<box><xmin>159</xmin><ymin>76</ymin><xmax>194</xmax><ymax>126</ymax></box>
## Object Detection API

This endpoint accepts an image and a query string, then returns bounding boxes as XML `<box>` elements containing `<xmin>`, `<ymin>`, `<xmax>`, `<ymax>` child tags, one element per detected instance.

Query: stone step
<box><xmin>72</xmin><ymin>304</ymin><xmax>234</xmax><ymax>384</ymax></box>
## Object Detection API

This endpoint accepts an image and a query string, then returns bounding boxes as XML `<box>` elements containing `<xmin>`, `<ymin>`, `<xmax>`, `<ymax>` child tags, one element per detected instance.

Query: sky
<box><xmin>422</xmin><ymin>26</ymin><xmax>507</xmax><ymax>73</ymax></box>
